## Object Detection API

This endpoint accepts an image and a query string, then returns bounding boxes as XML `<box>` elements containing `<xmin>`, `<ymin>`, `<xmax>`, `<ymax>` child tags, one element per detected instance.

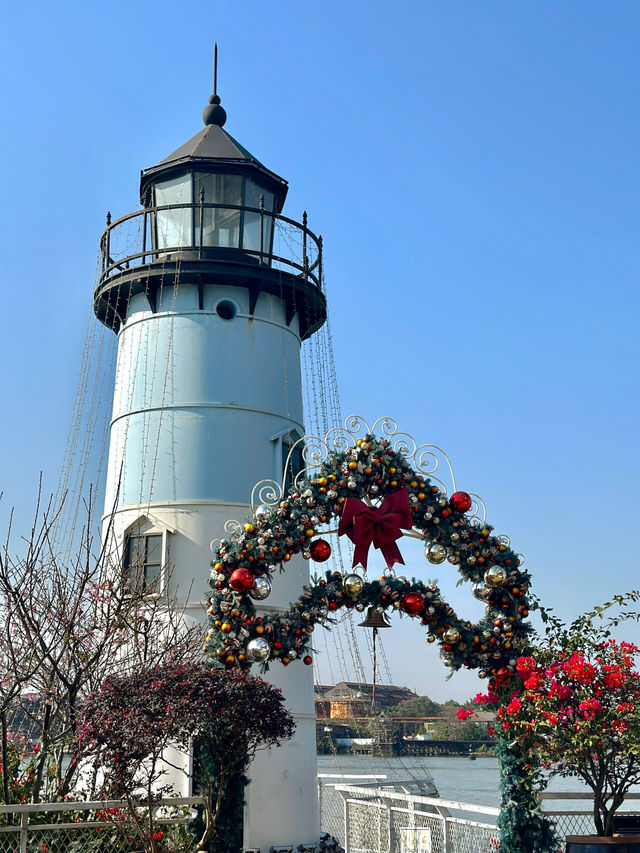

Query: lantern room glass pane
<box><xmin>243</xmin><ymin>179</ymin><xmax>274</xmax><ymax>254</ymax></box>
<box><xmin>154</xmin><ymin>175</ymin><xmax>192</xmax><ymax>248</ymax></box>
<box><xmin>194</xmin><ymin>173</ymin><xmax>242</xmax><ymax>248</ymax></box>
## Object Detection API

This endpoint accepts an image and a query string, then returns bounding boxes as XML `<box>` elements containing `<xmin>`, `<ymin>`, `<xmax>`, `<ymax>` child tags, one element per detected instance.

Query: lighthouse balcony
<box><xmin>94</xmin><ymin>202</ymin><xmax>325</xmax><ymax>338</ymax></box>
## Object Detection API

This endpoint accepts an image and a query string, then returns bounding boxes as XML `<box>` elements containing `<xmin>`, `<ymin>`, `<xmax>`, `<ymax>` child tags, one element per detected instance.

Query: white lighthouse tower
<box><xmin>94</xmin><ymin>70</ymin><xmax>326</xmax><ymax>849</ymax></box>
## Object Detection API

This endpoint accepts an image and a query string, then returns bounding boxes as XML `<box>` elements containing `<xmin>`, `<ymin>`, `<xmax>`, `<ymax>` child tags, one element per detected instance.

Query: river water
<box><xmin>317</xmin><ymin>753</ymin><xmax>627</xmax><ymax>809</ymax></box>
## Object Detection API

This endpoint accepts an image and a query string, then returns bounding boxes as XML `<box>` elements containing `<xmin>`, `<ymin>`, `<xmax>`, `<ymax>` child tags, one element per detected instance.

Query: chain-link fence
<box><xmin>539</xmin><ymin>791</ymin><xmax>640</xmax><ymax>841</ymax></box>
<box><xmin>320</xmin><ymin>784</ymin><xmax>640</xmax><ymax>852</ymax></box>
<box><xmin>0</xmin><ymin>797</ymin><xmax>204</xmax><ymax>853</ymax></box>
<box><xmin>319</xmin><ymin>782</ymin><xmax>500</xmax><ymax>853</ymax></box>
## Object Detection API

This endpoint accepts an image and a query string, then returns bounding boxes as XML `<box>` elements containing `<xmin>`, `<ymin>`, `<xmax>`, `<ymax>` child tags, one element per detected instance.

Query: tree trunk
<box><xmin>31</xmin><ymin>701</ymin><xmax>52</xmax><ymax>803</ymax></box>
<box><xmin>1</xmin><ymin>710</ymin><xmax>12</xmax><ymax>825</ymax></box>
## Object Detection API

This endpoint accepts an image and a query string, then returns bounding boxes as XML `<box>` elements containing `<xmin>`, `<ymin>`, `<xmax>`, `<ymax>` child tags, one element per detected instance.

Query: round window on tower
<box><xmin>215</xmin><ymin>300</ymin><xmax>237</xmax><ymax>321</ymax></box>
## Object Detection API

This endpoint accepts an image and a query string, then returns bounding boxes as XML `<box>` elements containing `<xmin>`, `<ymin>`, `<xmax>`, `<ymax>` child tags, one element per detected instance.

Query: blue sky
<box><xmin>1</xmin><ymin>1</ymin><xmax>639</xmax><ymax>699</ymax></box>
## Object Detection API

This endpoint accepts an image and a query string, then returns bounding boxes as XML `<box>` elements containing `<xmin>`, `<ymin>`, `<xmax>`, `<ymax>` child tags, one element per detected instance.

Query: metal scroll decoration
<box><xmin>205</xmin><ymin>416</ymin><xmax>532</xmax><ymax>679</ymax></box>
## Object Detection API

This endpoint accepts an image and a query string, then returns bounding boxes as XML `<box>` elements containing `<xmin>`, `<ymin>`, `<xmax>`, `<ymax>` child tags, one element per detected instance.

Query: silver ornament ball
<box><xmin>246</xmin><ymin>638</ymin><xmax>270</xmax><ymax>662</ymax></box>
<box><xmin>255</xmin><ymin>504</ymin><xmax>271</xmax><ymax>522</ymax></box>
<box><xmin>249</xmin><ymin>576</ymin><xmax>272</xmax><ymax>600</ymax></box>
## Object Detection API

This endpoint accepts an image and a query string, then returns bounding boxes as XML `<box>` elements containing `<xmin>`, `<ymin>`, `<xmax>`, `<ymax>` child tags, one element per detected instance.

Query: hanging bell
<box><xmin>358</xmin><ymin>606</ymin><xmax>391</xmax><ymax>629</ymax></box>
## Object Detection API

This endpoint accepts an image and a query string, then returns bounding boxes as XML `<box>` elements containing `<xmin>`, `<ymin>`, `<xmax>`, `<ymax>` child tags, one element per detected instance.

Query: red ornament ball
<box><xmin>229</xmin><ymin>568</ymin><xmax>255</xmax><ymax>592</ymax></box>
<box><xmin>450</xmin><ymin>491</ymin><xmax>472</xmax><ymax>513</ymax></box>
<box><xmin>303</xmin><ymin>655</ymin><xmax>313</xmax><ymax>665</ymax></box>
<box><xmin>309</xmin><ymin>539</ymin><xmax>332</xmax><ymax>562</ymax></box>
<box><xmin>400</xmin><ymin>592</ymin><xmax>424</xmax><ymax>616</ymax></box>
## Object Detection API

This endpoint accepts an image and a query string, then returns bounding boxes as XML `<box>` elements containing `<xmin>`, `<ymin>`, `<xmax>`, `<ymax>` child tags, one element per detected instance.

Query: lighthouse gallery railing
<box><xmin>99</xmin><ymin>202</ymin><xmax>323</xmax><ymax>291</ymax></box>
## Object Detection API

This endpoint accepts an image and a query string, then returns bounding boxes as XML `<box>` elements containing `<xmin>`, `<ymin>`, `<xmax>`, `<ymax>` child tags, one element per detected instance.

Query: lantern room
<box><xmin>138</xmin><ymin>96</ymin><xmax>288</xmax><ymax>258</ymax></box>
<box><xmin>93</xmin><ymin>91</ymin><xmax>326</xmax><ymax>339</ymax></box>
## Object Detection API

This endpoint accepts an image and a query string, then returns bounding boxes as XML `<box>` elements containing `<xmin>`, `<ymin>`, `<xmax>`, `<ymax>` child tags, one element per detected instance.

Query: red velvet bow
<box><xmin>338</xmin><ymin>489</ymin><xmax>413</xmax><ymax>570</ymax></box>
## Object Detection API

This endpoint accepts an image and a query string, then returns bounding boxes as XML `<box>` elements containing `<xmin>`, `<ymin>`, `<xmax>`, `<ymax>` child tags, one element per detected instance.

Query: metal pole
<box><xmin>259</xmin><ymin>193</ymin><xmax>264</xmax><ymax>261</ymax></box>
<box><xmin>318</xmin><ymin>234</ymin><xmax>323</xmax><ymax>289</ymax></box>
<box><xmin>343</xmin><ymin>794</ymin><xmax>350</xmax><ymax>853</ymax></box>
<box><xmin>302</xmin><ymin>210</ymin><xmax>308</xmax><ymax>279</ymax></box>
<box><xmin>199</xmin><ymin>188</ymin><xmax>205</xmax><ymax>258</ymax></box>
<box><xmin>142</xmin><ymin>210</ymin><xmax>147</xmax><ymax>262</ymax></box>
<box><xmin>371</xmin><ymin>627</ymin><xmax>377</xmax><ymax>714</ymax></box>
<box><xmin>105</xmin><ymin>211</ymin><xmax>111</xmax><ymax>272</ymax></box>
<box><xmin>20</xmin><ymin>810</ymin><xmax>28</xmax><ymax>853</ymax></box>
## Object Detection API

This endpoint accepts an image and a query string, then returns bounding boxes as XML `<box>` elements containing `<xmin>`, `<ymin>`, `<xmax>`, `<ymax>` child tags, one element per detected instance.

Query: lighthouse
<box><xmin>94</xmin><ymin>71</ymin><xmax>326</xmax><ymax>849</ymax></box>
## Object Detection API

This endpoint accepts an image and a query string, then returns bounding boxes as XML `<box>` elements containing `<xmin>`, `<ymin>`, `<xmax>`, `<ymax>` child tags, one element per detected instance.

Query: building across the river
<box><xmin>315</xmin><ymin>682</ymin><xmax>417</xmax><ymax>718</ymax></box>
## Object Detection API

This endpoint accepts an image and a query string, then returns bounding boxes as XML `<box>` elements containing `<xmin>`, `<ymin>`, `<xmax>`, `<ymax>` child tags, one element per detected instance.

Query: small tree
<box><xmin>473</xmin><ymin>592</ymin><xmax>640</xmax><ymax>838</ymax></box>
<box><xmin>0</xmin><ymin>484</ymin><xmax>204</xmax><ymax>804</ymax></box>
<box><xmin>76</xmin><ymin>662</ymin><xmax>296</xmax><ymax>853</ymax></box>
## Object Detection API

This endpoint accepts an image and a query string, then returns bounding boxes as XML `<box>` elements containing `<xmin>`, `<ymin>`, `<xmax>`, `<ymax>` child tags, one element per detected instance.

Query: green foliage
<box><xmin>207</xmin><ymin>432</ymin><xmax>531</xmax><ymax>676</ymax></box>
<box><xmin>0</xmin><ymin>733</ymin><xmax>41</xmax><ymax>810</ymax></box>
<box><xmin>495</xmin><ymin>736</ymin><xmax>559</xmax><ymax>853</ymax></box>
<box><xmin>430</xmin><ymin>718</ymin><xmax>492</xmax><ymax>742</ymax></box>
<box><xmin>385</xmin><ymin>694</ymin><xmax>441</xmax><ymax>717</ymax></box>
<box><xmin>77</xmin><ymin>663</ymin><xmax>295</xmax><ymax>853</ymax></box>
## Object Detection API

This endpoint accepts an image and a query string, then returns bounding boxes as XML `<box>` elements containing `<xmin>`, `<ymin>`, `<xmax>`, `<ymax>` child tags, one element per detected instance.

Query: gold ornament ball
<box><xmin>472</xmin><ymin>584</ymin><xmax>491</xmax><ymax>602</ymax></box>
<box><xmin>443</xmin><ymin>627</ymin><xmax>461</xmax><ymax>643</ymax></box>
<box><xmin>342</xmin><ymin>573</ymin><xmax>365</xmax><ymax>598</ymax></box>
<box><xmin>484</xmin><ymin>566</ymin><xmax>508</xmax><ymax>587</ymax></box>
<box><xmin>425</xmin><ymin>543</ymin><xmax>447</xmax><ymax>565</ymax></box>
<box><xmin>426</xmin><ymin>634</ymin><xmax>436</xmax><ymax>643</ymax></box>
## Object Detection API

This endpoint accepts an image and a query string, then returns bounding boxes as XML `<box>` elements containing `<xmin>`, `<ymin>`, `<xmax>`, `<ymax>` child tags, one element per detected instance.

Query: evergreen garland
<box><xmin>204</xmin><ymin>430</ymin><xmax>556</xmax><ymax>852</ymax></box>
<box><xmin>206</xmin><ymin>433</ymin><xmax>532</xmax><ymax>676</ymax></box>
<box><xmin>495</xmin><ymin>735</ymin><xmax>559</xmax><ymax>852</ymax></box>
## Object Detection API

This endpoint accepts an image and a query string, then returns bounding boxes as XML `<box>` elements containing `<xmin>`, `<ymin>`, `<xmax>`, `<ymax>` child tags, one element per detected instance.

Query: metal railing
<box><xmin>319</xmin><ymin>782</ymin><xmax>500</xmax><ymax>853</ymax></box>
<box><xmin>6</xmin><ymin>788</ymin><xmax>638</xmax><ymax>852</ymax></box>
<box><xmin>99</xmin><ymin>202</ymin><xmax>323</xmax><ymax>290</ymax></box>
<box><xmin>319</xmin><ymin>783</ymin><xmax>640</xmax><ymax>852</ymax></box>
<box><xmin>0</xmin><ymin>796</ymin><xmax>205</xmax><ymax>853</ymax></box>
<box><xmin>539</xmin><ymin>791</ymin><xmax>640</xmax><ymax>839</ymax></box>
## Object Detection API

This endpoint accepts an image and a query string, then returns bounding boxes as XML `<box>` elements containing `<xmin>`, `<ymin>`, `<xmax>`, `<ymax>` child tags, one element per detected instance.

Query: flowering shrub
<box><xmin>0</xmin><ymin>733</ymin><xmax>39</xmax><ymax>807</ymax></box>
<box><xmin>76</xmin><ymin>662</ymin><xmax>295</xmax><ymax>853</ymax></box>
<box><xmin>475</xmin><ymin>637</ymin><xmax>640</xmax><ymax>837</ymax></box>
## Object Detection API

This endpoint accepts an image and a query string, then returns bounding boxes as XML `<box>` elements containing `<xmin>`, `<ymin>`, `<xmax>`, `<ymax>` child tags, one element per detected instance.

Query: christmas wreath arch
<box><xmin>205</xmin><ymin>417</ymin><xmax>532</xmax><ymax>677</ymax></box>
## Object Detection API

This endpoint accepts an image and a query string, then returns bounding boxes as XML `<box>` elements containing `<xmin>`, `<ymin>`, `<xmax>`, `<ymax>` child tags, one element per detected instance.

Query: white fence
<box><xmin>0</xmin><ymin>796</ymin><xmax>205</xmax><ymax>853</ymax></box>
<box><xmin>319</xmin><ymin>783</ymin><xmax>640</xmax><ymax>853</ymax></box>
<box><xmin>319</xmin><ymin>782</ymin><xmax>500</xmax><ymax>853</ymax></box>
<box><xmin>3</xmin><ymin>789</ymin><xmax>640</xmax><ymax>852</ymax></box>
<box><xmin>538</xmin><ymin>791</ymin><xmax>640</xmax><ymax>838</ymax></box>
